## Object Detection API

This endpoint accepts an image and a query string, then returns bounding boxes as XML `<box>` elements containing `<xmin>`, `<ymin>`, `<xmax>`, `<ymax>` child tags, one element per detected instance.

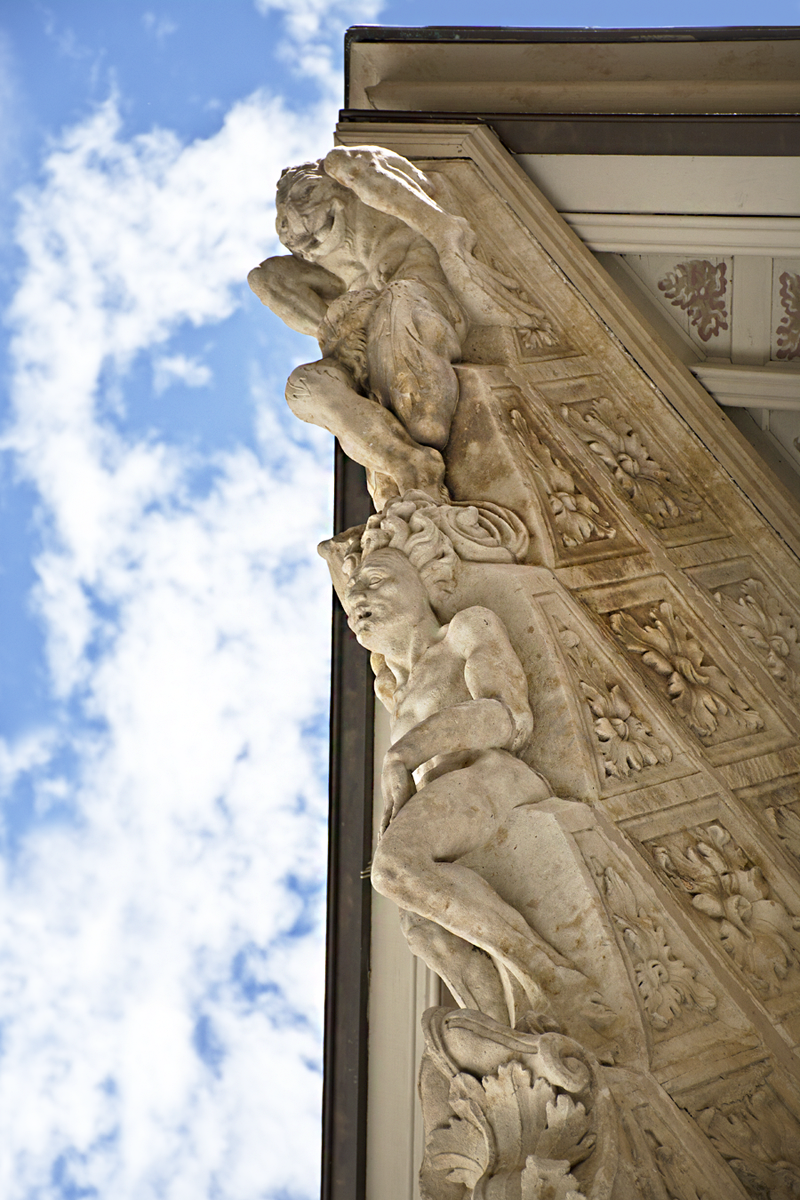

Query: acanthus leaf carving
<box><xmin>712</xmin><ymin>577</ymin><xmax>800</xmax><ymax>699</ymax></box>
<box><xmin>696</xmin><ymin>1084</ymin><xmax>800</xmax><ymax>1200</ymax></box>
<box><xmin>420</xmin><ymin>1009</ymin><xmax>615</xmax><ymax>1200</ymax></box>
<box><xmin>657</xmin><ymin>260</ymin><xmax>728</xmax><ymax>343</ymax></box>
<box><xmin>596</xmin><ymin>865</ymin><xmax>717</xmax><ymax>1030</ymax></box>
<box><xmin>609</xmin><ymin>602</ymin><xmax>764</xmax><ymax>740</ymax></box>
<box><xmin>651</xmin><ymin>823</ymin><xmax>800</xmax><ymax>996</ymax></box>
<box><xmin>558</xmin><ymin>628</ymin><xmax>673</xmax><ymax>778</ymax></box>
<box><xmin>563</xmin><ymin>397</ymin><xmax>702</xmax><ymax>530</ymax></box>
<box><xmin>509</xmin><ymin>409</ymin><xmax>616</xmax><ymax>550</ymax></box>
<box><xmin>765</xmin><ymin>804</ymin><xmax>800</xmax><ymax>861</ymax></box>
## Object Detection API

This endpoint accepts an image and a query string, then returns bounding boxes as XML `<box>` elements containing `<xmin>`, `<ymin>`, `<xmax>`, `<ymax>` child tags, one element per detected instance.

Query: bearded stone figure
<box><xmin>248</xmin><ymin>145</ymin><xmax>553</xmax><ymax>509</ymax></box>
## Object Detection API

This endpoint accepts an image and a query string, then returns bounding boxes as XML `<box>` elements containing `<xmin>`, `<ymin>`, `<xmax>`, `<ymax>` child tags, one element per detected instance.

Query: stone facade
<box><xmin>252</xmin><ymin>130</ymin><xmax>800</xmax><ymax>1199</ymax></box>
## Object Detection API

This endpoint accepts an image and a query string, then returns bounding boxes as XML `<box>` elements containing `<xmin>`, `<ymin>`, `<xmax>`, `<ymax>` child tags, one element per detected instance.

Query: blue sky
<box><xmin>0</xmin><ymin>2</ymin><xmax>798</xmax><ymax>1199</ymax></box>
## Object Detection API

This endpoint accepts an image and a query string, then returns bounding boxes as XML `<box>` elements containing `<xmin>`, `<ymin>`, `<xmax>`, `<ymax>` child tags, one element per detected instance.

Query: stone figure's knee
<box><xmin>285</xmin><ymin>360</ymin><xmax>349</xmax><ymax>422</ymax></box>
<box><xmin>285</xmin><ymin>363</ymin><xmax>324</xmax><ymax>422</ymax></box>
<box><xmin>371</xmin><ymin>844</ymin><xmax>407</xmax><ymax>904</ymax></box>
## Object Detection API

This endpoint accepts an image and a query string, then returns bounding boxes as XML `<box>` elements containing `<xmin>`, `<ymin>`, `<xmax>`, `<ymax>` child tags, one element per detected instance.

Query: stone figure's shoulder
<box><xmin>445</xmin><ymin>606</ymin><xmax>512</xmax><ymax>656</ymax></box>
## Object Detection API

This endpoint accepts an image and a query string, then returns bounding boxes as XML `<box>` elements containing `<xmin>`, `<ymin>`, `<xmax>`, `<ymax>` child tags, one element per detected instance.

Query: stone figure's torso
<box><xmin>389</xmin><ymin>624</ymin><xmax>472</xmax><ymax>744</ymax></box>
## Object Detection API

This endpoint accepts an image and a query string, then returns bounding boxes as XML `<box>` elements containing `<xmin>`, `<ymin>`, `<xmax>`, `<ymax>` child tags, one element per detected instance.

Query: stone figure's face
<box><xmin>344</xmin><ymin>549</ymin><xmax>433</xmax><ymax>653</ymax></box>
<box><xmin>276</xmin><ymin>177</ymin><xmax>346</xmax><ymax>262</ymax></box>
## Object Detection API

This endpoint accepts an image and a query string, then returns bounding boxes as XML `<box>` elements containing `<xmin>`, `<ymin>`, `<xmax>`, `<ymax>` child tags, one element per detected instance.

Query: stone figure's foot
<box><xmin>550</xmin><ymin>968</ymin><xmax>617</xmax><ymax>1052</ymax></box>
<box><xmin>367</xmin><ymin>470</ymin><xmax>400</xmax><ymax>511</ymax></box>
<box><xmin>368</xmin><ymin>448</ymin><xmax>448</xmax><ymax>511</ymax></box>
<box><xmin>396</xmin><ymin>444</ymin><xmax>448</xmax><ymax>504</ymax></box>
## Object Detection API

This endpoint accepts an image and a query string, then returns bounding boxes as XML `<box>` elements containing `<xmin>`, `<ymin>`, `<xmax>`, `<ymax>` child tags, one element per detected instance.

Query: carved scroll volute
<box><xmin>419</xmin><ymin>1009</ymin><xmax>618</xmax><ymax>1200</ymax></box>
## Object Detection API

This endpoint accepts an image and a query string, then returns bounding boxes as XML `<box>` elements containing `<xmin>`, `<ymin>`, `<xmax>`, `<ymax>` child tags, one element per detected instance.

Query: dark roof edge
<box><xmin>346</xmin><ymin>24</ymin><xmax>800</xmax><ymax>45</ymax></box>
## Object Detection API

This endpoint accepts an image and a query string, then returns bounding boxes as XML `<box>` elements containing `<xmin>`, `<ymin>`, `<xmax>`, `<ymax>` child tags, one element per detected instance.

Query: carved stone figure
<box><xmin>322</xmin><ymin>496</ymin><xmax>608</xmax><ymax>1043</ymax></box>
<box><xmin>265</xmin><ymin>133</ymin><xmax>800</xmax><ymax>1200</ymax></box>
<box><xmin>249</xmin><ymin>146</ymin><xmax>553</xmax><ymax>508</ymax></box>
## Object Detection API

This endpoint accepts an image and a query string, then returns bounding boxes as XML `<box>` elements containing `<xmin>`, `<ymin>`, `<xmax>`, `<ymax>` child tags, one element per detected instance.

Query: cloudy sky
<box><xmin>0</xmin><ymin>2</ymin><xmax>798</xmax><ymax>1199</ymax></box>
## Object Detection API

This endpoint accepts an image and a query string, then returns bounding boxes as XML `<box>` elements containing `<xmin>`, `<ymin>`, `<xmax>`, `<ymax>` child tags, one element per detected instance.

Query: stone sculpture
<box><xmin>258</xmin><ymin>141</ymin><xmax>800</xmax><ymax>1200</ymax></box>
<box><xmin>248</xmin><ymin>145</ymin><xmax>553</xmax><ymax>508</ymax></box>
<box><xmin>321</xmin><ymin>495</ymin><xmax>612</xmax><ymax>1045</ymax></box>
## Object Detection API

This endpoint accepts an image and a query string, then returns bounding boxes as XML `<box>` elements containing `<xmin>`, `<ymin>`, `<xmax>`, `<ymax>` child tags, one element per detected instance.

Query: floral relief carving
<box><xmin>610</xmin><ymin>603</ymin><xmax>764</xmax><ymax>740</ymax></box>
<box><xmin>421</xmin><ymin>1009</ymin><xmax>616</xmax><ymax>1200</ymax></box>
<box><xmin>563</xmin><ymin>398</ymin><xmax>702</xmax><ymax>529</ymax></box>
<box><xmin>509</xmin><ymin>409</ymin><xmax>616</xmax><ymax>549</ymax></box>
<box><xmin>765</xmin><ymin>804</ymin><xmax>800</xmax><ymax>861</ymax></box>
<box><xmin>651</xmin><ymin>823</ymin><xmax>800</xmax><ymax>997</ymax></box>
<box><xmin>596</xmin><ymin>865</ymin><xmax>716</xmax><ymax>1030</ymax></box>
<box><xmin>559</xmin><ymin>628</ymin><xmax>673</xmax><ymax>778</ymax></box>
<box><xmin>696</xmin><ymin>1085</ymin><xmax>800</xmax><ymax>1200</ymax></box>
<box><xmin>712</xmin><ymin>577</ymin><xmax>800</xmax><ymax>699</ymax></box>
<box><xmin>776</xmin><ymin>270</ymin><xmax>800</xmax><ymax>361</ymax></box>
<box><xmin>657</xmin><ymin>260</ymin><xmax>728</xmax><ymax>343</ymax></box>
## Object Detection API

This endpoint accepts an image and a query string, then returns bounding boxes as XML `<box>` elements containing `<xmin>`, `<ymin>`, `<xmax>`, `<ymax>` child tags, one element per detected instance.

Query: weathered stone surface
<box><xmin>257</xmin><ymin>141</ymin><xmax>800</xmax><ymax>1199</ymax></box>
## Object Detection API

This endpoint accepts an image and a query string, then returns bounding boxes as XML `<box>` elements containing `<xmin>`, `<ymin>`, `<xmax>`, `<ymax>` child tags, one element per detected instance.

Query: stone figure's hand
<box><xmin>380</xmin><ymin>750</ymin><xmax>416</xmax><ymax>836</ymax></box>
<box><xmin>438</xmin><ymin>214</ymin><xmax>478</xmax><ymax>262</ymax></box>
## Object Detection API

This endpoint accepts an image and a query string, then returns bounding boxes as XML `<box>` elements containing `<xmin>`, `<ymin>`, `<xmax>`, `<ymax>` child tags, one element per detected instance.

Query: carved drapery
<box><xmin>253</xmin><ymin>133</ymin><xmax>800</xmax><ymax>1200</ymax></box>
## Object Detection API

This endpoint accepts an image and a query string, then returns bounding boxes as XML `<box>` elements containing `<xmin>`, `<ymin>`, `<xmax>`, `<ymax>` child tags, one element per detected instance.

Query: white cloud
<box><xmin>0</xmin><ymin>68</ymin><xmax>347</xmax><ymax>1200</ymax></box>
<box><xmin>142</xmin><ymin>13</ymin><xmax>179</xmax><ymax>43</ymax></box>
<box><xmin>254</xmin><ymin>0</ymin><xmax>384</xmax><ymax>97</ymax></box>
<box><xmin>153</xmin><ymin>352</ymin><xmax>212</xmax><ymax>393</ymax></box>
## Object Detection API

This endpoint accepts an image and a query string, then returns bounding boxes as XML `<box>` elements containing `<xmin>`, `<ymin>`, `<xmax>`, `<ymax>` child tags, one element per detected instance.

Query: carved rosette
<box><xmin>509</xmin><ymin>409</ymin><xmax>616</xmax><ymax>551</ymax></box>
<box><xmin>609</xmin><ymin>602</ymin><xmax>764</xmax><ymax>741</ymax></box>
<box><xmin>596</xmin><ymin>865</ymin><xmax>717</xmax><ymax>1032</ymax></box>
<box><xmin>650</xmin><ymin>823</ymin><xmax>800</xmax><ymax>998</ymax></box>
<box><xmin>559</xmin><ymin>627</ymin><xmax>673</xmax><ymax>780</ymax></box>
<box><xmin>711</xmin><ymin>577</ymin><xmax>800</xmax><ymax>699</ymax></box>
<box><xmin>563</xmin><ymin>398</ymin><xmax>702</xmax><ymax>531</ymax></box>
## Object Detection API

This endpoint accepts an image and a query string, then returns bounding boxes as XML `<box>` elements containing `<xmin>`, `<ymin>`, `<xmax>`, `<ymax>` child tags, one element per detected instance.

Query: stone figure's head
<box><xmin>345</xmin><ymin>496</ymin><xmax>457</xmax><ymax>610</ymax></box>
<box><xmin>318</xmin><ymin>494</ymin><xmax>458</xmax><ymax>664</ymax></box>
<box><xmin>342</xmin><ymin>548</ymin><xmax>434</xmax><ymax>656</ymax></box>
<box><xmin>275</xmin><ymin>160</ymin><xmax>350</xmax><ymax>262</ymax></box>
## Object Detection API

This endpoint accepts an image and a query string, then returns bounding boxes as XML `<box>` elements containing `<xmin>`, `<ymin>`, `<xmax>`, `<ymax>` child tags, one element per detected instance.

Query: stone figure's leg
<box><xmin>285</xmin><ymin>357</ymin><xmax>446</xmax><ymax>504</ymax></box>
<box><xmin>367</xmin><ymin>281</ymin><xmax>461</xmax><ymax>452</ymax></box>
<box><xmin>399</xmin><ymin>910</ymin><xmax>513</xmax><ymax>1025</ymax></box>
<box><xmin>372</xmin><ymin>757</ymin><xmax>573</xmax><ymax>1017</ymax></box>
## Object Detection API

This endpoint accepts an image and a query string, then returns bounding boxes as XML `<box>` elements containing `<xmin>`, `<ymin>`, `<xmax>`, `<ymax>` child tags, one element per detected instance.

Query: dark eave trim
<box><xmin>338</xmin><ymin>110</ymin><xmax>800</xmax><ymax>156</ymax></box>
<box><xmin>321</xmin><ymin>446</ymin><xmax>374</xmax><ymax>1200</ymax></box>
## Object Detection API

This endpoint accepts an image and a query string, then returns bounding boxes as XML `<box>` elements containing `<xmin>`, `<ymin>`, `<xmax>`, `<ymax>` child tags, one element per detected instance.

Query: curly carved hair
<box><xmin>342</xmin><ymin>493</ymin><xmax>458</xmax><ymax>608</ymax></box>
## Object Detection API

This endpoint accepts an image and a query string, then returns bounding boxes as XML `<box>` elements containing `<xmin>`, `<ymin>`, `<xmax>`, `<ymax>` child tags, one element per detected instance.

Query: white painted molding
<box><xmin>691</xmin><ymin>362</ymin><xmax>800</xmax><ymax>410</ymax></box>
<box><xmin>563</xmin><ymin>213</ymin><xmax>800</xmax><ymax>256</ymax></box>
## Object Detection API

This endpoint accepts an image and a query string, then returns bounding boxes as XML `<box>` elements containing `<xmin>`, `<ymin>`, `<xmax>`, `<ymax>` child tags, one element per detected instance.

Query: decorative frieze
<box><xmin>776</xmin><ymin>269</ymin><xmax>800</xmax><ymax>361</ymax></box>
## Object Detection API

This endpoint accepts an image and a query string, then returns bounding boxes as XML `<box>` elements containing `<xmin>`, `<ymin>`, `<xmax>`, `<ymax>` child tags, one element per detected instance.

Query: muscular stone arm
<box><xmin>455</xmin><ymin>606</ymin><xmax>534</xmax><ymax>752</ymax></box>
<box><xmin>323</xmin><ymin>146</ymin><xmax>456</xmax><ymax>246</ymax></box>
<box><xmin>380</xmin><ymin>607</ymin><xmax>533</xmax><ymax>830</ymax></box>
<box><xmin>323</xmin><ymin>146</ymin><xmax>552</xmax><ymax>332</ymax></box>
<box><xmin>248</xmin><ymin>255</ymin><xmax>345</xmax><ymax>338</ymax></box>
